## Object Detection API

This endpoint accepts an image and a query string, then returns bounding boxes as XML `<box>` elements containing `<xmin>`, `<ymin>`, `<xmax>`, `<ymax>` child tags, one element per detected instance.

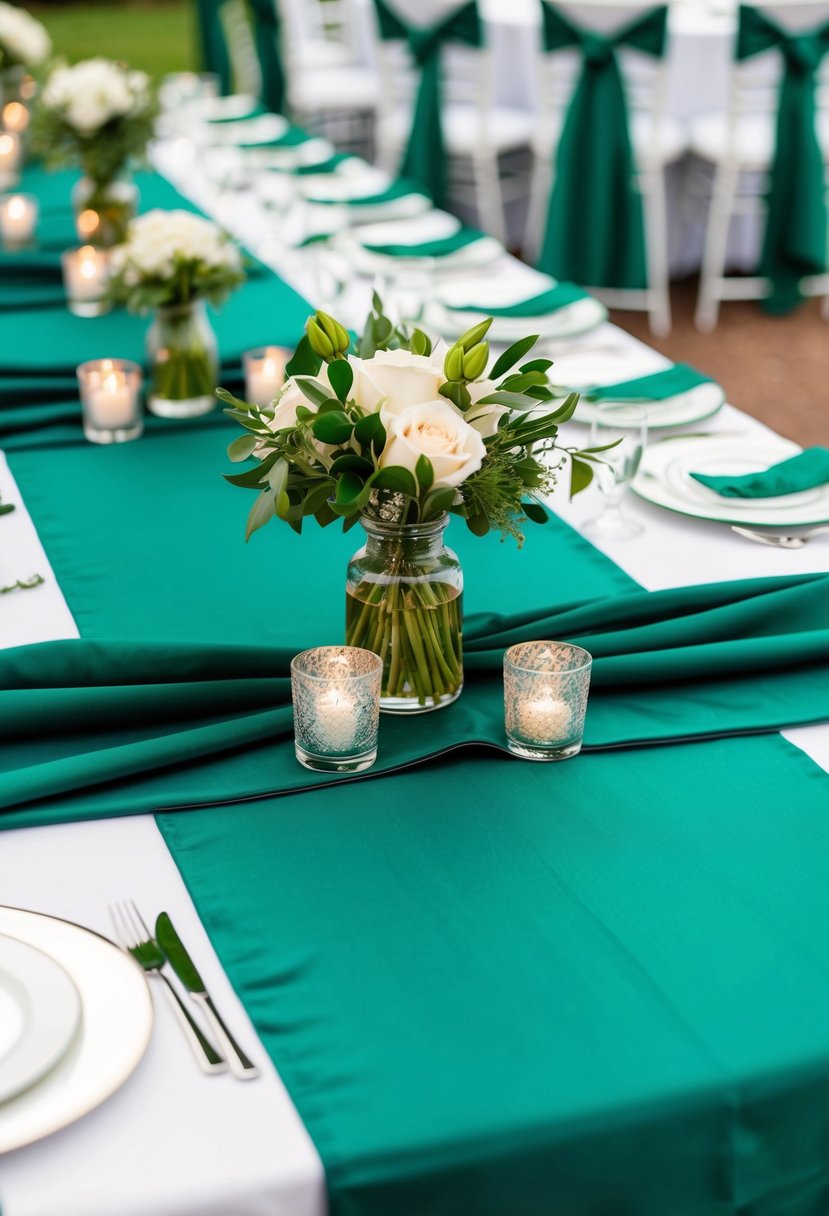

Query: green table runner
<box><xmin>158</xmin><ymin>733</ymin><xmax>829</xmax><ymax>1216</ymax></box>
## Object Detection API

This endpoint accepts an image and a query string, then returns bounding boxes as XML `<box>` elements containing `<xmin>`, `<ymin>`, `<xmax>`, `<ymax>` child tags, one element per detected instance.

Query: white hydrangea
<box><xmin>0</xmin><ymin>2</ymin><xmax>50</xmax><ymax>69</ymax></box>
<box><xmin>109</xmin><ymin>209</ymin><xmax>243</xmax><ymax>283</ymax></box>
<box><xmin>41</xmin><ymin>58</ymin><xmax>151</xmax><ymax>135</ymax></box>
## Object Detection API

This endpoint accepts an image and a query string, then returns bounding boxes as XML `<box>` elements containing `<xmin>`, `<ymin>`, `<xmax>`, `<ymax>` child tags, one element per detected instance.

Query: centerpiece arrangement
<box><xmin>109</xmin><ymin>209</ymin><xmax>245</xmax><ymax>417</ymax></box>
<box><xmin>0</xmin><ymin>2</ymin><xmax>50</xmax><ymax>103</ymax></box>
<box><xmin>222</xmin><ymin>298</ymin><xmax>602</xmax><ymax>713</ymax></box>
<box><xmin>32</xmin><ymin>57</ymin><xmax>156</xmax><ymax>246</ymax></box>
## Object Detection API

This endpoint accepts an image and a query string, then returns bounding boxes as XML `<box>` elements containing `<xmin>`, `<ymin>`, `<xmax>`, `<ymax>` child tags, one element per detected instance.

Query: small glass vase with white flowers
<box><xmin>33</xmin><ymin>58</ymin><xmax>157</xmax><ymax>246</ymax></box>
<box><xmin>0</xmin><ymin>1</ymin><xmax>50</xmax><ymax>111</ymax></box>
<box><xmin>108</xmin><ymin>210</ymin><xmax>245</xmax><ymax>418</ymax></box>
<box><xmin>221</xmin><ymin>297</ymin><xmax>603</xmax><ymax>713</ymax></box>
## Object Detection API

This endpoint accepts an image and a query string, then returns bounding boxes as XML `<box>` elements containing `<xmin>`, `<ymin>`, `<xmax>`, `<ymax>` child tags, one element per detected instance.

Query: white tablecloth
<box><xmin>3</xmin><ymin>127</ymin><xmax>828</xmax><ymax>1216</ymax></box>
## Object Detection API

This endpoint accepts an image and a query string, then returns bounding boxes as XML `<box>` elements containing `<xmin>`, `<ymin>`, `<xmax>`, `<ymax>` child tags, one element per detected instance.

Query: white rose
<box><xmin>0</xmin><ymin>2</ymin><xmax>50</xmax><ymax>66</ymax></box>
<box><xmin>350</xmin><ymin>348</ymin><xmax>444</xmax><ymax>417</ymax></box>
<box><xmin>380</xmin><ymin>400</ymin><xmax>486</xmax><ymax>489</ymax></box>
<box><xmin>465</xmin><ymin>377</ymin><xmax>509</xmax><ymax>438</ymax></box>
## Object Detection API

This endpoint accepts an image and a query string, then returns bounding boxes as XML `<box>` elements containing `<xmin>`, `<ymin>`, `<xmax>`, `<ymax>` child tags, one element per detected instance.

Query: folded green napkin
<box><xmin>691</xmin><ymin>447</ymin><xmax>829</xmax><ymax>498</ymax></box>
<box><xmin>362</xmin><ymin>227</ymin><xmax>484</xmax><ymax>259</ymax></box>
<box><xmin>307</xmin><ymin>179</ymin><xmax>425</xmax><ymax>209</ymax></box>
<box><xmin>445</xmin><ymin>282</ymin><xmax>589</xmax><ymax>317</ymax></box>
<box><xmin>206</xmin><ymin>102</ymin><xmax>267</xmax><ymax>123</ymax></box>
<box><xmin>238</xmin><ymin>124</ymin><xmax>315</xmax><ymax>149</ymax></box>
<box><xmin>294</xmin><ymin>154</ymin><xmax>357</xmax><ymax>176</ymax></box>
<box><xmin>584</xmin><ymin>363</ymin><xmax>714</xmax><ymax>402</ymax></box>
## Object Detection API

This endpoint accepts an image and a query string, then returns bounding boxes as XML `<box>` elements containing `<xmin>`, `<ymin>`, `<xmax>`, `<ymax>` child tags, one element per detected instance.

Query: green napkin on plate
<box><xmin>585</xmin><ymin>363</ymin><xmax>714</xmax><ymax>402</ymax></box>
<box><xmin>307</xmin><ymin>179</ymin><xmax>425</xmax><ymax>209</ymax></box>
<box><xmin>691</xmin><ymin>446</ymin><xmax>829</xmax><ymax>497</ymax></box>
<box><xmin>361</xmin><ymin>227</ymin><xmax>484</xmax><ymax>259</ymax></box>
<box><xmin>445</xmin><ymin>281</ymin><xmax>589</xmax><ymax>316</ymax></box>
<box><xmin>294</xmin><ymin>153</ymin><xmax>356</xmax><ymax>176</ymax></box>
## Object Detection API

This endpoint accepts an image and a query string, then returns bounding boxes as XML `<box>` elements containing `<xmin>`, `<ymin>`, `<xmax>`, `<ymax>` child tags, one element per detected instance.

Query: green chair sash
<box><xmin>691</xmin><ymin>446</ymin><xmax>829</xmax><ymax>498</ymax></box>
<box><xmin>194</xmin><ymin>0</ymin><xmax>234</xmax><ymax>94</ymax></box>
<box><xmin>536</xmin><ymin>3</ymin><xmax>668</xmax><ymax>291</ymax></box>
<box><xmin>737</xmin><ymin>5</ymin><xmax>829</xmax><ymax>314</ymax></box>
<box><xmin>247</xmin><ymin>0</ymin><xmax>286</xmax><ymax>114</ymax></box>
<box><xmin>373</xmin><ymin>0</ymin><xmax>482</xmax><ymax>207</ymax></box>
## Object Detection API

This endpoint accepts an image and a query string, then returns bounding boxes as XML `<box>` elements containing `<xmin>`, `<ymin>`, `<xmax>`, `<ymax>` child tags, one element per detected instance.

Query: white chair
<box><xmin>525</xmin><ymin>0</ymin><xmax>686</xmax><ymax>336</ymax></box>
<box><xmin>277</xmin><ymin>0</ymin><xmax>381</xmax><ymax>152</ymax></box>
<box><xmin>690</xmin><ymin>0</ymin><xmax>829</xmax><ymax>330</ymax></box>
<box><xmin>372</xmin><ymin>0</ymin><xmax>535</xmax><ymax>243</ymax></box>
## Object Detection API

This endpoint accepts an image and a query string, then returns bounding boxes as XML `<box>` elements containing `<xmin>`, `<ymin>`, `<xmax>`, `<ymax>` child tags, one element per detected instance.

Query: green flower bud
<box><xmin>306</xmin><ymin>317</ymin><xmax>334</xmax><ymax>359</ymax></box>
<box><xmin>463</xmin><ymin>342</ymin><xmax>488</xmax><ymax>381</ymax></box>
<box><xmin>444</xmin><ymin>343</ymin><xmax>464</xmax><ymax>381</ymax></box>
<box><xmin>317</xmin><ymin>310</ymin><xmax>350</xmax><ymax>356</ymax></box>
<box><xmin>458</xmin><ymin>318</ymin><xmax>492</xmax><ymax>352</ymax></box>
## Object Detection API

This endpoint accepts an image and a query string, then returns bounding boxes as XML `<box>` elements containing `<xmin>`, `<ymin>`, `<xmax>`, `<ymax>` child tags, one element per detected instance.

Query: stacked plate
<box><xmin>426</xmin><ymin>273</ymin><xmax>607</xmax><ymax>344</ymax></box>
<box><xmin>345</xmin><ymin>211</ymin><xmax>503</xmax><ymax>277</ymax></box>
<box><xmin>0</xmin><ymin>906</ymin><xmax>152</xmax><ymax>1154</ymax></box>
<box><xmin>632</xmin><ymin>434</ymin><xmax>829</xmax><ymax>527</ymax></box>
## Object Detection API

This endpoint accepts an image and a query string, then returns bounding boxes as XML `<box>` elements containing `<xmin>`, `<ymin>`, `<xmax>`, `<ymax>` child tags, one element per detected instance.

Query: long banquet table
<box><xmin>2</xmin><ymin>126</ymin><xmax>829</xmax><ymax>1216</ymax></box>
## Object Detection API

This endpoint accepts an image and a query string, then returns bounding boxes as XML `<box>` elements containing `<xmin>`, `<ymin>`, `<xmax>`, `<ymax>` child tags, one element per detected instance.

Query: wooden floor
<box><xmin>612</xmin><ymin>278</ymin><xmax>829</xmax><ymax>449</ymax></box>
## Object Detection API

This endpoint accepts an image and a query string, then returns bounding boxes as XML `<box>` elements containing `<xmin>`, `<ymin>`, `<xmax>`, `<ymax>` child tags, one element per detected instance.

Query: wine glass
<box><xmin>583</xmin><ymin>402</ymin><xmax>648</xmax><ymax>541</ymax></box>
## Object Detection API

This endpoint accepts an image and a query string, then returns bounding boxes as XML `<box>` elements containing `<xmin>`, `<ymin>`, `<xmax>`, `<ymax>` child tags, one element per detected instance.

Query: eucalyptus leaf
<box><xmin>227</xmin><ymin>434</ymin><xmax>258</xmax><ymax>462</ymax></box>
<box><xmin>245</xmin><ymin>489</ymin><xmax>276</xmax><ymax>541</ymax></box>
<box><xmin>490</xmin><ymin>335</ymin><xmax>539</xmax><ymax>381</ymax></box>
<box><xmin>519</xmin><ymin>358</ymin><xmax>553</xmax><ymax>374</ymax></box>
<box><xmin>570</xmin><ymin>457</ymin><xmax>594</xmax><ymax>497</ymax></box>
<box><xmin>521</xmin><ymin>500</ymin><xmax>548</xmax><ymax>524</ymax></box>
<box><xmin>295</xmin><ymin>376</ymin><xmax>330</xmax><ymax>409</ymax></box>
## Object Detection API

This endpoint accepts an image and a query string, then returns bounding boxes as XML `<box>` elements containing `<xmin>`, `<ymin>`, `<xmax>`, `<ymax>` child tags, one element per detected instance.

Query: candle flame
<box><xmin>78</xmin><ymin>247</ymin><xmax>100</xmax><ymax>279</ymax></box>
<box><xmin>102</xmin><ymin>372</ymin><xmax>122</xmax><ymax>394</ymax></box>
<box><xmin>262</xmin><ymin>357</ymin><xmax>276</xmax><ymax>378</ymax></box>
<box><xmin>7</xmin><ymin>196</ymin><xmax>25</xmax><ymax>219</ymax></box>
<box><xmin>0</xmin><ymin>133</ymin><xmax>15</xmax><ymax>155</ymax></box>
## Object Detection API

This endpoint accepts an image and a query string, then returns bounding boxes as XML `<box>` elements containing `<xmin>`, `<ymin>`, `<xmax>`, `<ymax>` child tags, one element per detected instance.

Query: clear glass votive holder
<box><xmin>0</xmin><ymin>131</ymin><xmax>21</xmax><ymax>190</ymax></box>
<box><xmin>0</xmin><ymin>192</ymin><xmax>37</xmax><ymax>250</ymax></box>
<box><xmin>62</xmin><ymin>246</ymin><xmax>111</xmax><ymax>317</ymax></box>
<box><xmin>504</xmin><ymin>641</ymin><xmax>593</xmax><ymax>762</ymax></box>
<box><xmin>77</xmin><ymin>359</ymin><xmax>143</xmax><ymax>444</ymax></box>
<box><xmin>291</xmin><ymin>646</ymin><xmax>382</xmax><ymax>774</ymax></box>
<box><xmin>243</xmin><ymin>346</ymin><xmax>290</xmax><ymax>408</ymax></box>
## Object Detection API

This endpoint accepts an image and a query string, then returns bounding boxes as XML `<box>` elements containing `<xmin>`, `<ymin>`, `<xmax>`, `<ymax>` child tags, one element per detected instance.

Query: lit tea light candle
<box><xmin>291</xmin><ymin>646</ymin><xmax>382</xmax><ymax>773</ymax></box>
<box><xmin>315</xmin><ymin>687</ymin><xmax>357</xmax><ymax>752</ymax></box>
<box><xmin>515</xmin><ymin>687</ymin><xmax>573</xmax><ymax>746</ymax></box>
<box><xmin>2</xmin><ymin>101</ymin><xmax>29</xmax><ymax>135</ymax></box>
<box><xmin>243</xmin><ymin>346</ymin><xmax>289</xmax><ymax>407</ymax></box>
<box><xmin>77</xmin><ymin>359</ymin><xmax>143</xmax><ymax>444</ymax></box>
<box><xmin>61</xmin><ymin>245</ymin><xmax>111</xmax><ymax>317</ymax></box>
<box><xmin>0</xmin><ymin>131</ymin><xmax>21</xmax><ymax>189</ymax></box>
<box><xmin>0</xmin><ymin>193</ymin><xmax>37</xmax><ymax>249</ymax></box>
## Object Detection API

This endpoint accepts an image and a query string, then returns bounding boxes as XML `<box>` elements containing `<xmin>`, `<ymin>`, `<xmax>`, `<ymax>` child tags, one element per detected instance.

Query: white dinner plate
<box><xmin>210</xmin><ymin>113</ymin><xmax>289</xmax><ymax>147</ymax></box>
<box><xmin>245</xmin><ymin>137</ymin><xmax>336</xmax><ymax>171</ymax></box>
<box><xmin>632</xmin><ymin>434</ymin><xmax>829</xmax><ymax>527</ymax></box>
<box><xmin>425</xmin><ymin>296</ymin><xmax>607</xmax><ymax>343</ymax></box>
<box><xmin>299</xmin><ymin>166</ymin><xmax>391</xmax><ymax>201</ymax></box>
<box><xmin>0</xmin><ymin>907</ymin><xmax>153</xmax><ymax>1155</ymax></box>
<box><xmin>195</xmin><ymin>93</ymin><xmax>260</xmax><ymax>123</ymax></box>
<box><xmin>573</xmin><ymin>382</ymin><xmax>726</xmax><ymax>429</ymax></box>
<box><xmin>0</xmin><ymin>935</ymin><xmax>81</xmax><ymax>1105</ymax></box>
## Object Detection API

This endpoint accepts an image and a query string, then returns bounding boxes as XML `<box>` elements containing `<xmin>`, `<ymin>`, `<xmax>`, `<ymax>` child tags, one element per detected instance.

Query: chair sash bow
<box><xmin>373</xmin><ymin>0</ymin><xmax>482</xmax><ymax>206</ymax></box>
<box><xmin>738</xmin><ymin>5</ymin><xmax>829</xmax><ymax>313</ymax></box>
<box><xmin>537</xmin><ymin>4</ymin><xmax>668</xmax><ymax>291</ymax></box>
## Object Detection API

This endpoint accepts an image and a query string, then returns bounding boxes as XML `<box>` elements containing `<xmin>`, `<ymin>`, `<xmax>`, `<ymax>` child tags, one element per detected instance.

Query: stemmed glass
<box><xmin>583</xmin><ymin>402</ymin><xmax>648</xmax><ymax>541</ymax></box>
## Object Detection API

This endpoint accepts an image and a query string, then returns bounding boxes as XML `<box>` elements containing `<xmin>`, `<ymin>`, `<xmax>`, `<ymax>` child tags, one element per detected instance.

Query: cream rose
<box><xmin>380</xmin><ymin>400</ymin><xmax>486</xmax><ymax>489</ymax></box>
<box><xmin>349</xmin><ymin>348</ymin><xmax>444</xmax><ymax>417</ymax></box>
<box><xmin>254</xmin><ymin>376</ymin><xmax>329</xmax><ymax>458</ymax></box>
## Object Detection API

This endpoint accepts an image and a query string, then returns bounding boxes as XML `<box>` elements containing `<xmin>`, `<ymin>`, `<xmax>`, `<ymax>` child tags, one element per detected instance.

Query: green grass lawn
<box><xmin>32</xmin><ymin>2</ymin><xmax>193</xmax><ymax>80</ymax></box>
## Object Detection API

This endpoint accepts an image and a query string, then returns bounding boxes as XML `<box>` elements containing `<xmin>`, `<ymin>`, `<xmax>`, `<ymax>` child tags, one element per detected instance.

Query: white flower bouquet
<box><xmin>0</xmin><ymin>2</ymin><xmax>50</xmax><ymax>72</ymax></box>
<box><xmin>222</xmin><ymin>298</ymin><xmax>603</xmax><ymax>711</ymax></box>
<box><xmin>109</xmin><ymin>210</ymin><xmax>245</xmax><ymax>416</ymax></box>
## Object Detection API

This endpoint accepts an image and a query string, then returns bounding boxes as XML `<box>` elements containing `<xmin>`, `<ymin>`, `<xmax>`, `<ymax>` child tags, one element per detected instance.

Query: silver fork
<box><xmin>731</xmin><ymin>524</ymin><xmax>829</xmax><ymax>549</ymax></box>
<box><xmin>109</xmin><ymin>901</ymin><xmax>227</xmax><ymax>1075</ymax></box>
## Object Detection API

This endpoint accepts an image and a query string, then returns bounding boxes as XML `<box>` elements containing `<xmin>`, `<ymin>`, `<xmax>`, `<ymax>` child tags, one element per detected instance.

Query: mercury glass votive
<box><xmin>504</xmin><ymin>641</ymin><xmax>593</xmax><ymax>762</ymax></box>
<box><xmin>77</xmin><ymin>359</ymin><xmax>143</xmax><ymax>444</ymax></box>
<box><xmin>61</xmin><ymin>246</ymin><xmax>111</xmax><ymax>317</ymax></box>
<box><xmin>291</xmin><ymin>646</ymin><xmax>383</xmax><ymax>773</ymax></box>
<box><xmin>0</xmin><ymin>193</ymin><xmax>37</xmax><ymax>249</ymax></box>
<box><xmin>243</xmin><ymin>346</ymin><xmax>289</xmax><ymax>407</ymax></box>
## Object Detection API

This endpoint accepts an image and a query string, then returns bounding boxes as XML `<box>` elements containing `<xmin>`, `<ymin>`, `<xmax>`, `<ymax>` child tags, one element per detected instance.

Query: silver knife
<box><xmin>156</xmin><ymin>912</ymin><xmax>259</xmax><ymax>1081</ymax></box>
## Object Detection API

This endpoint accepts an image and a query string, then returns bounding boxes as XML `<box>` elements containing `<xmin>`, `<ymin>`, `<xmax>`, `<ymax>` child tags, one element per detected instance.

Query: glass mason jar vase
<box><xmin>71</xmin><ymin>175</ymin><xmax>138</xmax><ymax>248</ymax></box>
<box><xmin>346</xmin><ymin>513</ymin><xmax>463</xmax><ymax>714</ymax></box>
<box><xmin>146</xmin><ymin>299</ymin><xmax>219</xmax><ymax>419</ymax></box>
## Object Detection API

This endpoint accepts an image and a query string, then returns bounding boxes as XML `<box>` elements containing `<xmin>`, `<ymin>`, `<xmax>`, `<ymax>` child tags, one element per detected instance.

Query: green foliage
<box><xmin>221</xmin><ymin>295</ymin><xmax>598</xmax><ymax>544</ymax></box>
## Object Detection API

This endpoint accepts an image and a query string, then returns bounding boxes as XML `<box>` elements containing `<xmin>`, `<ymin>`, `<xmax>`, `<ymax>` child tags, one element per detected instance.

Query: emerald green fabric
<box><xmin>583</xmin><ymin>362</ymin><xmax>714</xmax><ymax>401</ymax></box>
<box><xmin>738</xmin><ymin>6</ymin><xmax>829</xmax><ymax>314</ymax></box>
<box><xmin>306</xmin><ymin>179</ymin><xmax>427</xmax><ymax>208</ymax></box>
<box><xmin>246</xmin><ymin>0</ymin><xmax>286</xmax><ymax>114</ymax></box>
<box><xmin>446</xmin><ymin>281</ymin><xmax>590</xmax><ymax>316</ymax></box>
<box><xmin>157</xmin><ymin>733</ymin><xmax>829</xmax><ymax>1216</ymax></box>
<box><xmin>372</xmin><ymin>0</ymin><xmax>482</xmax><ymax>207</ymax></box>
<box><xmin>691</xmin><ymin>445</ymin><xmax>829</xmax><ymax>497</ymax></box>
<box><xmin>4</xmin><ymin>420</ymin><xmax>829</xmax><ymax>826</ymax></box>
<box><xmin>536</xmin><ymin>4</ymin><xmax>667</xmax><ymax>290</ymax></box>
<box><xmin>362</xmin><ymin>226</ymin><xmax>484</xmax><ymax>258</ymax></box>
<box><xmin>193</xmin><ymin>0</ymin><xmax>234</xmax><ymax>94</ymax></box>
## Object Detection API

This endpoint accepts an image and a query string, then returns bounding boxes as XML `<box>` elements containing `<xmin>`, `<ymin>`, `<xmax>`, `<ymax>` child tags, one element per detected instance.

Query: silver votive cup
<box><xmin>77</xmin><ymin>359</ymin><xmax>144</xmax><ymax>444</ymax></box>
<box><xmin>62</xmin><ymin>246</ymin><xmax>111</xmax><ymax>317</ymax></box>
<box><xmin>243</xmin><ymin>346</ymin><xmax>290</xmax><ymax>408</ymax></box>
<box><xmin>291</xmin><ymin>646</ymin><xmax>383</xmax><ymax>773</ymax></box>
<box><xmin>504</xmin><ymin>641</ymin><xmax>593</xmax><ymax>762</ymax></box>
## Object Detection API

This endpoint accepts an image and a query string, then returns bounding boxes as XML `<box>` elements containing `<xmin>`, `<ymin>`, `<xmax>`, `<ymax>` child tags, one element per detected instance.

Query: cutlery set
<box><xmin>731</xmin><ymin>525</ymin><xmax>829</xmax><ymax>549</ymax></box>
<box><xmin>109</xmin><ymin>901</ymin><xmax>258</xmax><ymax>1080</ymax></box>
